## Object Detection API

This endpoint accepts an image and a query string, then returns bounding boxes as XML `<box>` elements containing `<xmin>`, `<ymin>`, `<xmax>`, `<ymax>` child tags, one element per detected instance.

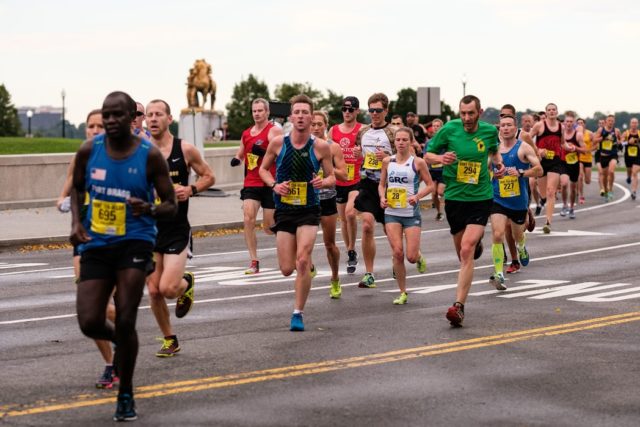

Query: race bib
<box><xmin>386</xmin><ymin>187</ymin><xmax>407</xmax><ymax>209</ymax></box>
<box><xmin>346</xmin><ymin>163</ymin><xmax>355</xmax><ymax>181</ymax></box>
<box><xmin>281</xmin><ymin>181</ymin><xmax>307</xmax><ymax>206</ymax></box>
<box><xmin>499</xmin><ymin>176</ymin><xmax>521</xmax><ymax>198</ymax></box>
<box><xmin>545</xmin><ymin>150</ymin><xmax>555</xmax><ymax>160</ymax></box>
<box><xmin>628</xmin><ymin>146</ymin><xmax>638</xmax><ymax>157</ymax></box>
<box><xmin>456</xmin><ymin>161</ymin><xmax>481</xmax><ymax>184</ymax></box>
<box><xmin>91</xmin><ymin>200</ymin><xmax>126</xmax><ymax>236</ymax></box>
<box><xmin>364</xmin><ymin>152</ymin><xmax>382</xmax><ymax>170</ymax></box>
<box><xmin>246</xmin><ymin>153</ymin><xmax>259</xmax><ymax>170</ymax></box>
<box><xmin>602</xmin><ymin>140</ymin><xmax>613</xmax><ymax>151</ymax></box>
<box><xmin>565</xmin><ymin>152</ymin><xmax>578</xmax><ymax>165</ymax></box>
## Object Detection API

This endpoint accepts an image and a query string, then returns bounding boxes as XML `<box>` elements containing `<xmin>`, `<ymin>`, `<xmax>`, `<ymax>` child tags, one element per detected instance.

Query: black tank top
<box><xmin>537</xmin><ymin>120</ymin><xmax>562</xmax><ymax>156</ymax></box>
<box><xmin>159</xmin><ymin>138</ymin><xmax>190</xmax><ymax>226</ymax></box>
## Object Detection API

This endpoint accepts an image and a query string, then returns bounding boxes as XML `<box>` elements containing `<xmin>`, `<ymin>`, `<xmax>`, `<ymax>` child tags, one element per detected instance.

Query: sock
<box><xmin>518</xmin><ymin>235</ymin><xmax>526</xmax><ymax>252</ymax></box>
<box><xmin>293</xmin><ymin>309</ymin><xmax>302</xmax><ymax>315</ymax></box>
<box><xmin>492</xmin><ymin>243</ymin><xmax>504</xmax><ymax>275</ymax></box>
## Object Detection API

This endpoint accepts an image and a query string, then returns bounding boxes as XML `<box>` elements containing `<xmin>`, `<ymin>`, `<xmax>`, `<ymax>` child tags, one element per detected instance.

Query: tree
<box><xmin>0</xmin><ymin>84</ymin><xmax>22</xmax><ymax>136</ymax></box>
<box><xmin>389</xmin><ymin>87</ymin><xmax>418</xmax><ymax>121</ymax></box>
<box><xmin>273</xmin><ymin>82</ymin><xmax>323</xmax><ymax>105</ymax></box>
<box><xmin>317</xmin><ymin>89</ymin><xmax>345</xmax><ymax>126</ymax></box>
<box><xmin>225</xmin><ymin>74</ymin><xmax>270</xmax><ymax>139</ymax></box>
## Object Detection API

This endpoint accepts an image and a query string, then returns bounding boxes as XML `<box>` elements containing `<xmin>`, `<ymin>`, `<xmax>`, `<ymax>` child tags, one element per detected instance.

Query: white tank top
<box><xmin>384</xmin><ymin>155</ymin><xmax>420</xmax><ymax>217</ymax></box>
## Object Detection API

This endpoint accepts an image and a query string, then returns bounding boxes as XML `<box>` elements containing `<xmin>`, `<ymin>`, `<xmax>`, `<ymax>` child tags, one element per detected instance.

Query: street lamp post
<box><xmin>26</xmin><ymin>110</ymin><xmax>33</xmax><ymax>138</ymax></box>
<box><xmin>61</xmin><ymin>89</ymin><xmax>66</xmax><ymax>138</ymax></box>
<box><xmin>462</xmin><ymin>73</ymin><xmax>467</xmax><ymax>97</ymax></box>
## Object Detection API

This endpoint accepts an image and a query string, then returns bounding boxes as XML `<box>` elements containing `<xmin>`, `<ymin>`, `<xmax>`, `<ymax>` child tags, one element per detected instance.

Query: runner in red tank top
<box><xmin>230</xmin><ymin>98</ymin><xmax>283</xmax><ymax>274</ymax></box>
<box><xmin>327</xmin><ymin>96</ymin><xmax>363</xmax><ymax>274</ymax></box>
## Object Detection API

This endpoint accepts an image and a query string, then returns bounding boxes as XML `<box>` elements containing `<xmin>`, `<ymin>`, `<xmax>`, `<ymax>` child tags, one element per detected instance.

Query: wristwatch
<box><xmin>271</xmin><ymin>182</ymin><xmax>277</xmax><ymax>190</ymax></box>
<box><xmin>190</xmin><ymin>184</ymin><xmax>198</xmax><ymax>196</ymax></box>
<box><xmin>518</xmin><ymin>169</ymin><xmax>525</xmax><ymax>177</ymax></box>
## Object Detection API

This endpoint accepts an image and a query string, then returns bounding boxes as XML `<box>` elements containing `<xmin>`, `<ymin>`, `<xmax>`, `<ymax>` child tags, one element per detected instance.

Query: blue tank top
<box><xmin>274</xmin><ymin>135</ymin><xmax>320</xmax><ymax>210</ymax></box>
<box><xmin>599</xmin><ymin>127</ymin><xmax>618</xmax><ymax>156</ymax></box>
<box><xmin>80</xmin><ymin>134</ymin><xmax>157</xmax><ymax>252</ymax></box>
<box><xmin>493</xmin><ymin>140</ymin><xmax>529</xmax><ymax>211</ymax></box>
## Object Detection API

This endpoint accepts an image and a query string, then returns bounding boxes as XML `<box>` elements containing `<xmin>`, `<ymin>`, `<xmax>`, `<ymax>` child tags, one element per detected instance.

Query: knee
<box><xmin>406</xmin><ymin>252</ymin><xmax>419</xmax><ymax>264</ymax></box>
<box><xmin>281</xmin><ymin>266</ymin><xmax>295</xmax><ymax>277</ymax></box>
<box><xmin>362</xmin><ymin>220</ymin><xmax>375</xmax><ymax>235</ymax></box>
<box><xmin>295</xmin><ymin>255</ymin><xmax>311</xmax><ymax>272</ymax></box>
<box><xmin>147</xmin><ymin>283</ymin><xmax>162</xmax><ymax>300</ymax></box>
<box><xmin>345</xmin><ymin>206</ymin><xmax>357</xmax><ymax>220</ymax></box>
<box><xmin>78</xmin><ymin>314</ymin><xmax>103</xmax><ymax>339</ymax></box>
<box><xmin>459</xmin><ymin>243</ymin><xmax>474</xmax><ymax>262</ymax></box>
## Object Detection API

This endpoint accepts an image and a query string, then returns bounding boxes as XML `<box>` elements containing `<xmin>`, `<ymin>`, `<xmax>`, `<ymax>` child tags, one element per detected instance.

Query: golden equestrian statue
<box><xmin>186</xmin><ymin>59</ymin><xmax>217</xmax><ymax>110</ymax></box>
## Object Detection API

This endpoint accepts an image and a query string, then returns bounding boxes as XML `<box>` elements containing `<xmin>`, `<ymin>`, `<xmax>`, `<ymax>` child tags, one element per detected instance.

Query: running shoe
<box><xmin>244</xmin><ymin>260</ymin><xmax>259</xmax><ymax>275</ymax></box>
<box><xmin>329</xmin><ymin>279</ymin><xmax>342</xmax><ymax>299</ymax></box>
<box><xmin>518</xmin><ymin>246</ymin><xmax>530</xmax><ymax>267</ymax></box>
<box><xmin>535</xmin><ymin>205</ymin><xmax>542</xmax><ymax>216</ymax></box>
<box><xmin>540</xmin><ymin>198</ymin><xmax>546</xmax><ymax>208</ymax></box>
<box><xmin>560</xmin><ymin>206</ymin><xmax>569</xmax><ymax>217</ymax></box>
<box><xmin>543</xmin><ymin>223</ymin><xmax>551</xmax><ymax>234</ymax></box>
<box><xmin>526</xmin><ymin>208</ymin><xmax>536</xmax><ymax>232</ymax></box>
<box><xmin>416</xmin><ymin>254</ymin><xmax>427</xmax><ymax>274</ymax></box>
<box><xmin>96</xmin><ymin>365</ymin><xmax>117</xmax><ymax>389</ymax></box>
<box><xmin>489</xmin><ymin>272</ymin><xmax>507</xmax><ymax>291</ymax></box>
<box><xmin>358</xmin><ymin>272</ymin><xmax>376</xmax><ymax>288</ymax></box>
<box><xmin>113</xmin><ymin>393</ymin><xmax>137</xmax><ymax>422</ymax></box>
<box><xmin>175</xmin><ymin>272</ymin><xmax>195</xmax><ymax>318</ymax></box>
<box><xmin>474</xmin><ymin>240</ymin><xmax>484</xmax><ymax>260</ymax></box>
<box><xmin>627</xmin><ymin>177</ymin><xmax>632</xmax><ymax>185</ymax></box>
<box><xmin>393</xmin><ymin>292</ymin><xmax>408</xmax><ymax>305</ymax></box>
<box><xmin>579</xmin><ymin>196</ymin><xmax>585</xmax><ymax>204</ymax></box>
<box><xmin>569</xmin><ymin>209</ymin><xmax>575</xmax><ymax>219</ymax></box>
<box><xmin>347</xmin><ymin>250</ymin><xmax>358</xmax><ymax>274</ymax></box>
<box><xmin>506</xmin><ymin>261</ymin><xmax>521</xmax><ymax>274</ymax></box>
<box><xmin>156</xmin><ymin>336</ymin><xmax>180</xmax><ymax>357</ymax></box>
<box><xmin>607</xmin><ymin>191</ymin><xmax>614</xmax><ymax>201</ymax></box>
<box><xmin>310</xmin><ymin>264</ymin><xmax>317</xmax><ymax>278</ymax></box>
<box><xmin>435</xmin><ymin>212</ymin><xmax>444</xmax><ymax>221</ymax></box>
<box><xmin>446</xmin><ymin>302</ymin><xmax>464</xmax><ymax>327</ymax></box>
<box><xmin>632</xmin><ymin>192</ymin><xmax>637</xmax><ymax>201</ymax></box>
<box><xmin>600</xmin><ymin>189</ymin><xmax>605</xmax><ymax>197</ymax></box>
<box><xmin>290</xmin><ymin>313</ymin><xmax>304</xmax><ymax>331</ymax></box>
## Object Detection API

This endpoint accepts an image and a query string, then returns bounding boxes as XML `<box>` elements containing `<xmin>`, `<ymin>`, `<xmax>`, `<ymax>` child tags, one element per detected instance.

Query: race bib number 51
<box><xmin>456</xmin><ymin>161</ymin><xmax>481</xmax><ymax>184</ymax></box>
<box><xmin>91</xmin><ymin>200</ymin><xmax>126</xmax><ymax>236</ymax></box>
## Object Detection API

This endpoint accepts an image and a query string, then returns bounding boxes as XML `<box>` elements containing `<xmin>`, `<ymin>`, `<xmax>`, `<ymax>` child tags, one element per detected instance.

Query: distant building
<box><xmin>17</xmin><ymin>106</ymin><xmax>63</xmax><ymax>133</ymax></box>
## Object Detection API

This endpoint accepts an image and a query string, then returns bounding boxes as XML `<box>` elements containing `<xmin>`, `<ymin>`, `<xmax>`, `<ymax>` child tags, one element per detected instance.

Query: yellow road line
<box><xmin>4</xmin><ymin>311</ymin><xmax>640</xmax><ymax>418</ymax></box>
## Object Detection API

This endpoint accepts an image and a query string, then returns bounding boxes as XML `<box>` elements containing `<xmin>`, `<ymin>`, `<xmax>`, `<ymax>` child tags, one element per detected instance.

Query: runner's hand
<box><xmin>128</xmin><ymin>197</ymin><xmax>150</xmax><ymax>217</ymax></box>
<box><xmin>174</xmin><ymin>185</ymin><xmax>189</xmax><ymax>202</ymax></box>
<box><xmin>380</xmin><ymin>196</ymin><xmax>388</xmax><ymax>209</ymax></box>
<box><xmin>70</xmin><ymin>223</ymin><xmax>91</xmax><ymax>246</ymax></box>
<box><xmin>274</xmin><ymin>181</ymin><xmax>290</xmax><ymax>196</ymax></box>
<box><xmin>310</xmin><ymin>173</ymin><xmax>323</xmax><ymax>189</ymax></box>
<box><xmin>442</xmin><ymin>151</ymin><xmax>456</xmax><ymax>165</ymax></box>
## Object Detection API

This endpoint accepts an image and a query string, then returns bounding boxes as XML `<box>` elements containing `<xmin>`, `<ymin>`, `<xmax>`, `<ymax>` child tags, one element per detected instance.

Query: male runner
<box><xmin>353</xmin><ymin>93</ymin><xmax>396</xmax><ymax>289</ymax></box>
<box><xmin>426</xmin><ymin>95</ymin><xmax>505</xmax><ymax>326</ymax></box>
<box><xmin>71</xmin><ymin>91</ymin><xmax>177</xmax><ymax>421</ymax></box>
<box><xmin>132</xmin><ymin>102</ymin><xmax>150</xmax><ymax>138</ymax></box>
<box><xmin>559</xmin><ymin>111</ymin><xmax>585</xmax><ymax>219</ymax></box>
<box><xmin>231</xmin><ymin>98</ymin><xmax>283</xmax><ymax>274</ymax></box>
<box><xmin>328</xmin><ymin>96</ymin><xmax>363</xmax><ymax>274</ymax></box>
<box><xmin>592</xmin><ymin>115</ymin><xmax>622</xmax><ymax>201</ymax></box>
<box><xmin>577</xmin><ymin>117</ymin><xmax>594</xmax><ymax>204</ymax></box>
<box><xmin>622</xmin><ymin>118</ymin><xmax>640</xmax><ymax>198</ymax></box>
<box><xmin>427</xmin><ymin>118</ymin><xmax>446</xmax><ymax>221</ymax></box>
<box><xmin>259</xmin><ymin>94</ymin><xmax>335</xmax><ymax>332</ymax></box>
<box><xmin>145</xmin><ymin>100</ymin><xmax>214</xmax><ymax>357</ymax></box>
<box><xmin>489</xmin><ymin>115</ymin><xmax>542</xmax><ymax>289</ymax></box>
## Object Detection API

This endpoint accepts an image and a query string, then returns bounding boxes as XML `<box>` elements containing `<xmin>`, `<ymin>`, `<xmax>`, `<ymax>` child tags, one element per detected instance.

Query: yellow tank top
<box><xmin>579</xmin><ymin>130</ymin><xmax>593</xmax><ymax>162</ymax></box>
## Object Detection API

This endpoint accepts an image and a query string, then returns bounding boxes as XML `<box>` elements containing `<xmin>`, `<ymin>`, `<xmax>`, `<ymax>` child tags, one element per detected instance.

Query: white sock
<box><xmin>293</xmin><ymin>309</ymin><xmax>302</xmax><ymax>315</ymax></box>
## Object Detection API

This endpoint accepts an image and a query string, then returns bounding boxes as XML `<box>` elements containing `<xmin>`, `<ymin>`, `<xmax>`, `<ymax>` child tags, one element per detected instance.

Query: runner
<box><xmin>577</xmin><ymin>117</ymin><xmax>594</xmax><ymax>204</ymax></box>
<box><xmin>259</xmin><ymin>94</ymin><xmax>335</xmax><ymax>331</ymax></box>
<box><xmin>57</xmin><ymin>109</ymin><xmax>118</xmax><ymax>389</ymax></box>
<box><xmin>132</xmin><ymin>102</ymin><xmax>150</xmax><ymax>138</ymax></box>
<box><xmin>427</xmin><ymin>118</ymin><xmax>446</xmax><ymax>221</ymax></box>
<box><xmin>145</xmin><ymin>99</ymin><xmax>215</xmax><ymax>357</ymax></box>
<box><xmin>71</xmin><ymin>91</ymin><xmax>177</xmax><ymax>421</ymax></box>
<box><xmin>489</xmin><ymin>115</ymin><xmax>542</xmax><ymax>290</ymax></box>
<box><xmin>622</xmin><ymin>118</ymin><xmax>640</xmax><ymax>199</ymax></box>
<box><xmin>390</xmin><ymin>114</ymin><xmax>404</xmax><ymax>130</ymax></box>
<box><xmin>379</xmin><ymin>127</ymin><xmax>434</xmax><ymax>304</ymax></box>
<box><xmin>311</xmin><ymin>111</ymin><xmax>347</xmax><ymax>299</ymax></box>
<box><xmin>529</xmin><ymin>103</ymin><xmax>564</xmax><ymax>233</ymax></box>
<box><xmin>406</xmin><ymin>112</ymin><xmax>427</xmax><ymax>152</ymax></box>
<box><xmin>559</xmin><ymin>111</ymin><xmax>585</xmax><ymax>219</ymax></box>
<box><xmin>592</xmin><ymin>115</ymin><xmax>622</xmax><ymax>202</ymax></box>
<box><xmin>231</xmin><ymin>98</ymin><xmax>283</xmax><ymax>274</ymax></box>
<box><xmin>425</xmin><ymin>95</ymin><xmax>505</xmax><ymax>327</ymax></box>
<box><xmin>353</xmin><ymin>93</ymin><xmax>396</xmax><ymax>289</ymax></box>
<box><xmin>328</xmin><ymin>96</ymin><xmax>363</xmax><ymax>275</ymax></box>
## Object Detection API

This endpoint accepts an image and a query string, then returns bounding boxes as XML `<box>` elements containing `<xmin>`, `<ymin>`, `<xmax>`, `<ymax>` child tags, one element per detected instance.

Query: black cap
<box><xmin>406</xmin><ymin>111</ymin><xmax>416</xmax><ymax>117</ymax></box>
<box><xmin>342</xmin><ymin>96</ymin><xmax>359</xmax><ymax>109</ymax></box>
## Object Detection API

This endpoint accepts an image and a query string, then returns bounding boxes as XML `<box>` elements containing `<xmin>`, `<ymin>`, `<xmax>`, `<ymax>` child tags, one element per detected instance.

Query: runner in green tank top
<box><xmin>425</xmin><ymin>95</ymin><xmax>505</xmax><ymax>327</ymax></box>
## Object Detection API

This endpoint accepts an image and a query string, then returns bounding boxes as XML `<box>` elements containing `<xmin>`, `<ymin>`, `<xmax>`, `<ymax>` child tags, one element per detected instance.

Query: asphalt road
<box><xmin>1</xmin><ymin>178</ymin><xmax>639</xmax><ymax>426</ymax></box>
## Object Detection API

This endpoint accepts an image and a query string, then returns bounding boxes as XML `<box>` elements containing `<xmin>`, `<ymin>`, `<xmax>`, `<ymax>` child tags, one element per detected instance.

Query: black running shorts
<box><xmin>271</xmin><ymin>206</ymin><xmax>321</xmax><ymax>234</ymax></box>
<box><xmin>354</xmin><ymin>178</ymin><xmax>385</xmax><ymax>224</ymax></box>
<box><xmin>445</xmin><ymin>199</ymin><xmax>493</xmax><ymax>235</ymax></box>
<box><xmin>241</xmin><ymin>186</ymin><xmax>275</xmax><ymax>210</ymax></box>
<box><xmin>490</xmin><ymin>202</ymin><xmax>527</xmax><ymax>225</ymax></box>
<box><xmin>80</xmin><ymin>240</ymin><xmax>155</xmax><ymax>281</ymax></box>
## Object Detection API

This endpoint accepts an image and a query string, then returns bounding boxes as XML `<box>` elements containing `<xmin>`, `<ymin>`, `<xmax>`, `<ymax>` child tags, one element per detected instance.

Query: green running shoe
<box><xmin>416</xmin><ymin>254</ymin><xmax>427</xmax><ymax>274</ymax></box>
<box><xmin>358</xmin><ymin>272</ymin><xmax>376</xmax><ymax>288</ymax></box>
<box><xmin>393</xmin><ymin>292</ymin><xmax>408</xmax><ymax>305</ymax></box>
<box><xmin>329</xmin><ymin>279</ymin><xmax>342</xmax><ymax>299</ymax></box>
<box><xmin>310</xmin><ymin>264</ymin><xmax>317</xmax><ymax>278</ymax></box>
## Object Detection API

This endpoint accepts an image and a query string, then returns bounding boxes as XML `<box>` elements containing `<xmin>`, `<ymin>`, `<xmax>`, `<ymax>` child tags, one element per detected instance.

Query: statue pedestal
<box><xmin>179</xmin><ymin>109</ymin><xmax>225</xmax><ymax>156</ymax></box>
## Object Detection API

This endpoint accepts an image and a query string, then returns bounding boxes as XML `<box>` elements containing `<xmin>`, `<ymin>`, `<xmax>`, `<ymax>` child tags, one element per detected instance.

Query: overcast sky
<box><xmin>2</xmin><ymin>0</ymin><xmax>639</xmax><ymax>125</ymax></box>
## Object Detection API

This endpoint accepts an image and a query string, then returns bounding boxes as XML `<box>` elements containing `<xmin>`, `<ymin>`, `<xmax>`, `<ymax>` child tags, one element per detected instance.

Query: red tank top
<box><xmin>537</xmin><ymin>120</ymin><xmax>562</xmax><ymax>159</ymax></box>
<box><xmin>331</xmin><ymin>122</ymin><xmax>363</xmax><ymax>187</ymax></box>
<box><xmin>241</xmin><ymin>122</ymin><xmax>276</xmax><ymax>187</ymax></box>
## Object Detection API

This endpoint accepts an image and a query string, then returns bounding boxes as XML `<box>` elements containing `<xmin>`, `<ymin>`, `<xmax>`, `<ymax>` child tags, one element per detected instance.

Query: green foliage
<box><xmin>274</xmin><ymin>82</ymin><xmax>323</xmax><ymax>105</ymax></box>
<box><xmin>0</xmin><ymin>84</ymin><xmax>22</xmax><ymax>136</ymax></box>
<box><xmin>317</xmin><ymin>89</ymin><xmax>345</xmax><ymax>127</ymax></box>
<box><xmin>225</xmin><ymin>74</ymin><xmax>270</xmax><ymax>139</ymax></box>
<box><xmin>169</xmin><ymin>120</ymin><xmax>179</xmax><ymax>136</ymax></box>
<box><xmin>0</xmin><ymin>137</ymin><xmax>82</xmax><ymax>154</ymax></box>
<box><xmin>388</xmin><ymin>87</ymin><xmax>458</xmax><ymax>125</ymax></box>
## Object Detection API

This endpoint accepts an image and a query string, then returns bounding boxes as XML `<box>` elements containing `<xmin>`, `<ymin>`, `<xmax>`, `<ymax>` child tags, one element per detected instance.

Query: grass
<box><xmin>0</xmin><ymin>137</ymin><xmax>239</xmax><ymax>155</ymax></box>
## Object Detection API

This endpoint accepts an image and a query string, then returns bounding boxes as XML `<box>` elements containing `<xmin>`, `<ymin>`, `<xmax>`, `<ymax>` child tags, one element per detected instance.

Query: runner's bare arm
<box><xmin>378</xmin><ymin>158</ymin><xmax>390</xmax><ymax>208</ymax></box>
<box><xmin>259</xmin><ymin>135</ymin><xmax>283</xmax><ymax>192</ymax></box>
<box><xmin>69</xmin><ymin>140</ymin><xmax>93</xmax><ymax>245</ymax></box>
<box><xmin>131</xmin><ymin>145</ymin><xmax>177</xmax><ymax>219</ymax></box>
<box><xmin>183</xmin><ymin>142</ymin><xmax>215</xmax><ymax>198</ymax></box>
<box><xmin>330</xmin><ymin>143</ymin><xmax>348</xmax><ymax>181</ymax></box>
<box><xmin>413</xmin><ymin>158</ymin><xmax>435</xmax><ymax>203</ymax></box>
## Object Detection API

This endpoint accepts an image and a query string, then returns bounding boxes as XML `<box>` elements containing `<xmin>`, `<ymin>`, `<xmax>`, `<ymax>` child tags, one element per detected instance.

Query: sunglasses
<box><xmin>368</xmin><ymin>108</ymin><xmax>384</xmax><ymax>114</ymax></box>
<box><xmin>136</xmin><ymin>111</ymin><xmax>145</xmax><ymax>117</ymax></box>
<box><xmin>342</xmin><ymin>106</ymin><xmax>356</xmax><ymax>113</ymax></box>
